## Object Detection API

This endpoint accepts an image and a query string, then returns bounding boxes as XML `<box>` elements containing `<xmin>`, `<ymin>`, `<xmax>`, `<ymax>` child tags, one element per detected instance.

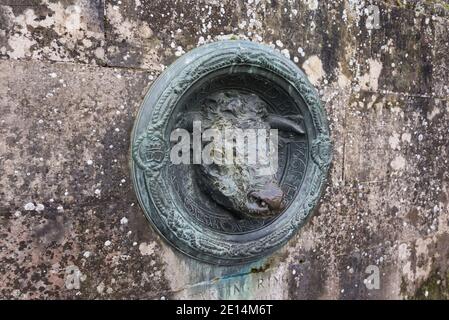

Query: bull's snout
<box><xmin>248</xmin><ymin>182</ymin><xmax>285</xmax><ymax>218</ymax></box>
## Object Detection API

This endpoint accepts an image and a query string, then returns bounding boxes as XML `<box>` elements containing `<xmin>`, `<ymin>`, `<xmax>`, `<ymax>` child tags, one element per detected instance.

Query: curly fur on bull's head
<box><xmin>195</xmin><ymin>91</ymin><xmax>284</xmax><ymax>219</ymax></box>
<box><xmin>177</xmin><ymin>90</ymin><xmax>305</xmax><ymax>220</ymax></box>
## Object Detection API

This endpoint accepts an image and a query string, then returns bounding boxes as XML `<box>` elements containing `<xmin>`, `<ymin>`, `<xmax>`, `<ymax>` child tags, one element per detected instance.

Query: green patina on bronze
<box><xmin>131</xmin><ymin>40</ymin><xmax>332</xmax><ymax>265</ymax></box>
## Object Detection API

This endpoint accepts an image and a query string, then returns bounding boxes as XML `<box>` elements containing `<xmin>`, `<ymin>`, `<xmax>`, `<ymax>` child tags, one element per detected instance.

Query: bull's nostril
<box><xmin>248</xmin><ymin>183</ymin><xmax>285</xmax><ymax>214</ymax></box>
<box><xmin>261</xmin><ymin>196</ymin><xmax>282</xmax><ymax>211</ymax></box>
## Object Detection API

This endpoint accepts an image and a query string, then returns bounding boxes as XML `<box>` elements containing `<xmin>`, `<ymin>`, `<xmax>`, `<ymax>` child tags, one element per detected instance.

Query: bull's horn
<box><xmin>267</xmin><ymin>114</ymin><xmax>305</xmax><ymax>135</ymax></box>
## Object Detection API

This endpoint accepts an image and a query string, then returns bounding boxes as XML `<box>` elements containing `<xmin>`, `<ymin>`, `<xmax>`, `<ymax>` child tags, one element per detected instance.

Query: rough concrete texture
<box><xmin>0</xmin><ymin>0</ymin><xmax>448</xmax><ymax>299</ymax></box>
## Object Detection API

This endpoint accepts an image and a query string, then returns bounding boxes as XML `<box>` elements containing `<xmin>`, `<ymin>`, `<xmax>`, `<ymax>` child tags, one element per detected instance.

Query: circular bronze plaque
<box><xmin>131</xmin><ymin>40</ymin><xmax>331</xmax><ymax>265</ymax></box>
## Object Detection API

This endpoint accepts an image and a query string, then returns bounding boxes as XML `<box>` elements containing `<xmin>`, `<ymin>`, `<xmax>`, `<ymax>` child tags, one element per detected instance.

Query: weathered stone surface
<box><xmin>352</xmin><ymin>1</ymin><xmax>434</xmax><ymax>95</ymax></box>
<box><xmin>0</xmin><ymin>0</ymin><xmax>106</xmax><ymax>64</ymax></box>
<box><xmin>382</xmin><ymin>0</ymin><xmax>449</xmax><ymax>18</ymax></box>
<box><xmin>0</xmin><ymin>60</ymin><xmax>171</xmax><ymax>299</ymax></box>
<box><xmin>344</xmin><ymin>93</ymin><xmax>448</xmax><ymax>182</ymax></box>
<box><xmin>433</xmin><ymin>17</ymin><xmax>449</xmax><ymax>97</ymax></box>
<box><xmin>0</xmin><ymin>0</ymin><xmax>448</xmax><ymax>300</ymax></box>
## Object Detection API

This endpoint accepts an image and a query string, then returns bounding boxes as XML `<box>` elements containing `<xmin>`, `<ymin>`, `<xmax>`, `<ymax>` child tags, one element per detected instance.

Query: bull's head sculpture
<box><xmin>175</xmin><ymin>91</ymin><xmax>305</xmax><ymax>220</ymax></box>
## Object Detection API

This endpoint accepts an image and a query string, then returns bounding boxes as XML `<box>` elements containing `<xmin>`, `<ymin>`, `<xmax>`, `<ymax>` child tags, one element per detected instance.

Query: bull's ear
<box><xmin>267</xmin><ymin>114</ymin><xmax>305</xmax><ymax>135</ymax></box>
<box><xmin>175</xmin><ymin>111</ymin><xmax>201</xmax><ymax>131</ymax></box>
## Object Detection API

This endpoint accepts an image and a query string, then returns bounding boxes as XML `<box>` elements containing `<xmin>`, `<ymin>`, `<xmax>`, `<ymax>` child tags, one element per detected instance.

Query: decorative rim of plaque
<box><xmin>131</xmin><ymin>40</ymin><xmax>332</xmax><ymax>265</ymax></box>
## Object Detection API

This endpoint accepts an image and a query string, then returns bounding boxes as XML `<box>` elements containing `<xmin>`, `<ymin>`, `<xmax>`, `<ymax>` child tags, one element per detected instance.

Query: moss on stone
<box><xmin>412</xmin><ymin>269</ymin><xmax>449</xmax><ymax>300</ymax></box>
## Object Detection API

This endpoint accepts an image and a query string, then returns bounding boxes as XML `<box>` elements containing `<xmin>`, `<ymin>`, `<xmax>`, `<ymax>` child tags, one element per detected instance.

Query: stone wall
<box><xmin>0</xmin><ymin>0</ymin><xmax>448</xmax><ymax>299</ymax></box>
